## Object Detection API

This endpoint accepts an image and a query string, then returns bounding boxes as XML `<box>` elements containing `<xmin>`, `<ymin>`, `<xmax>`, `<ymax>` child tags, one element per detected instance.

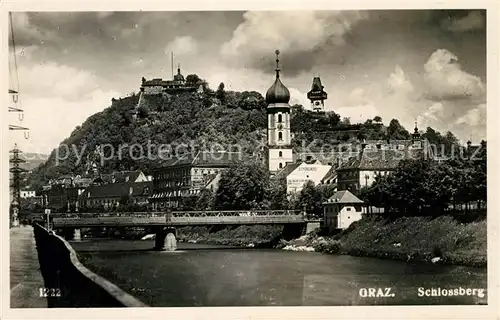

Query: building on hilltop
<box><xmin>140</xmin><ymin>64</ymin><xmax>201</xmax><ymax>95</ymax></box>
<box><xmin>307</xmin><ymin>76</ymin><xmax>328</xmax><ymax>112</ymax></box>
<box><xmin>151</xmin><ymin>151</ymin><xmax>244</xmax><ymax>209</ymax></box>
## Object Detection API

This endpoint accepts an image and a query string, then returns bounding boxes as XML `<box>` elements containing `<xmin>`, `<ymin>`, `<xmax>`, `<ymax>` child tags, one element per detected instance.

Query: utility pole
<box><xmin>9</xmin><ymin>144</ymin><xmax>26</xmax><ymax>227</ymax></box>
<box><xmin>9</xmin><ymin>13</ymin><xmax>30</xmax><ymax>228</ymax></box>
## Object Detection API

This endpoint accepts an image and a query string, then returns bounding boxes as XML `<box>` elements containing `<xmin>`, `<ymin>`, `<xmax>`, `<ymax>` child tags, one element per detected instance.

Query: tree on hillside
<box><xmin>373</xmin><ymin>116</ymin><xmax>382</xmax><ymax>123</ymax></box>
<box><xmin>216</xmin><ymin>82</ymin><xmax>226</xmax><ymax>103</ymax></box>
<box><xmin>137</xmin><ymin>105</ymin><xmax>150</xmax><ymax>118</ymax></box>
<box><xmin>186</xmin><ymin>74</ymin><xmax>201</xmax><ymax>85</ymax></box>
<box><xmin>342</xmin><ymin>117</ymin><xmax>351</xmax><ymax>125</ymax></box>
<box><xmin>386</xmin><ymin>119</ymin><xmax>411</xmax><ymax>140</ymax></box>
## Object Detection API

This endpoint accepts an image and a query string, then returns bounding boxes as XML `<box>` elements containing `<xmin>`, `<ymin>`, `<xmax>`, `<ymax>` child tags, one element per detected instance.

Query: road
<box><xmin>10</xmin><ymin>225</ymin><xmax>47</xmax><ymax>308</ymax></box>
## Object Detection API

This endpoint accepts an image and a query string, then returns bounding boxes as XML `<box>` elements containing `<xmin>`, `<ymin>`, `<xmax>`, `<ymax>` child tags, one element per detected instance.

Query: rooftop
<box><xmin>324</xmin><ymin>190</ymin><xmax>363</xmax><ymax>204</ymax></box>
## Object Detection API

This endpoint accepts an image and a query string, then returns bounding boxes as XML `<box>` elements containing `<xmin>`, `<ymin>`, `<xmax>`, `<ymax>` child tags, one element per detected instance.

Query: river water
<box><xmin>70</xmin><ymin>239</ymin><xmax>487</xmax><ymax>307</ymax></box>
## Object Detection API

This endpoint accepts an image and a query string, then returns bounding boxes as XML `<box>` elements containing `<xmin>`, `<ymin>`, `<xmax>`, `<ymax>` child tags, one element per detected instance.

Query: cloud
<box><xmin>289</xmin><ymin>88</ymin><xmax>310</xmax><ymax>108</ymax></box>
<box><xmin>455</xmin><ymin>103</ymin><xmax>486</xmax><ymax>126</ymax></box>
<box><xmin>423</xmin><ymin>49</ymin><xmax>485</xmax><ymax>101</ymax></box>
<box><xmin>422</xmin><ymin>102</ymin><xmax>445</xmax><ymax>122</ymax></box>
<box><xmin>387</xmin><ymin>65</ymin><xmax>413</xmax><ymax>94</ymax></box>
<box><xmin>220</xmin><ymin>11</ymin><xmax>368</xmax><ymax>76</ymax></box>
<box><xmin>17</xmin><ymin>63</ymin><xmax>101</xmax><ymax>101</ymax></box>
<box><xmin>9</xmin><ymin>12</ymin><xmax>56</xmax><ymax>47</ymax></box>
<box><xmin>11</xmin><ymin>88</ymin><xmax>120</xmax><ymax>154</ymax></box>
<box><xmin>441</xmin><ymin>11</ymin><xmax>485</xmax><ymax>32</ymax></box>
<box><xmin>164</xmin><ymin>36</ymin><xmax>199</xmax><ymax>57</ymax></box>
<box><xmin>336</xmin><ymin>103</ymin><xmax>379</xmax><ymax>124</ymax></box>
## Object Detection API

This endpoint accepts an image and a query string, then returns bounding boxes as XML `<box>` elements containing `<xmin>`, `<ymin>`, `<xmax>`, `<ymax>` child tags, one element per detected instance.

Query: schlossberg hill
<box><xmin>27</xmin><ymin>76</ymin><xmax>462</xmax><ymax>190</ymax></box>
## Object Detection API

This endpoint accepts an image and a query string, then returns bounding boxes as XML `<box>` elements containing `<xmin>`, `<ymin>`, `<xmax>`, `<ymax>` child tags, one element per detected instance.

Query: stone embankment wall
<box><xmin>33</xmin><ymin>223</ymin><xmax>147</xmax><ymax>307</ymax></box>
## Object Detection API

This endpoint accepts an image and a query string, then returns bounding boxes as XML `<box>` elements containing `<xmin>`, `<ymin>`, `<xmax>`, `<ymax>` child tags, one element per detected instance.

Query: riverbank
<box><xmin>176</xmin><ymin>216</ymin><xmax>486</xmax><ymax>268</ymax></box>
<box><xmin>280</xmin><ymin>216</ymin><xmax>487</xmax><ymax>268</ymax></box>
<box><xmin>176</xmin><ymin>225</ymin><xmax>282</xmax><ymax>247</ymax></box>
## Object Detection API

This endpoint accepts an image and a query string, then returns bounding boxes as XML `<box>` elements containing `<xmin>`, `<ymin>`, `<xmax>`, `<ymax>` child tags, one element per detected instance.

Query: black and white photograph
<box><xmin>2</xmin><ymin>3</ymin><xmax>497</xmax><ymax>319</ymax></box>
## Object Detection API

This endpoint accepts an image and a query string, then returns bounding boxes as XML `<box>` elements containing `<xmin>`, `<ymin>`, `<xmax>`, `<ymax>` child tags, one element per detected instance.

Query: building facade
<box><xmin>151</xmin><ymin>151</ymin><xmax>242</xmax><ymax>209</ymax></box>
<box><xmin>80</xmin><ymin>181</ymin><xmax>153</xmax><ymax>210</ymax></box>
<box><xmin>285</xmin><ymin>161</ymin><xmax>333</xmax><ymax>194</ymax></box>
<box><xmin>323</xmin><ymin>190</ymin><xmax>365</xmax><ymax>232</ymax></box>
<box><xmin>140</xmin><ymin>65</ymin><xmax>201</xmax><ymax>95</ymax></box>
<box><xmin>20</xmin><ymin>190</ymin><xmax>36</xmax><ymax>198</ymax></box>
<box><xmin>336</xmin><ymin>125</ymin><xmax>430</xmax><ymax>195</ymax></box>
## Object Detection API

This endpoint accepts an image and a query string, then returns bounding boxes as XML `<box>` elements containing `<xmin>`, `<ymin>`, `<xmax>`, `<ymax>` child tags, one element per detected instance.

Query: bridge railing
<box><xmin>170</xmin><ymin>210</ymin><xmax>303</xmax><ymax>217</ymax></box>
<box><xmin>51</xmin><ymin>210</ymin><xmax>305</xmax><ymax>219</ymax></box>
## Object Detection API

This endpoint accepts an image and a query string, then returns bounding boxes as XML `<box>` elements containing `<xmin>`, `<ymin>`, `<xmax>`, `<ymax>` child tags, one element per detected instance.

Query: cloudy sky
<box><xmin>7</xmin><ymin>10</ymin><xmax>486</xmax><ymax>154</ymax></box>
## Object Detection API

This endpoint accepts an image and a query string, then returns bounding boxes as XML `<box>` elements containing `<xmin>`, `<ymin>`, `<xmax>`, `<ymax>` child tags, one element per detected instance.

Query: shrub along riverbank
<box><xmin>176</xmin><ymin>225</ymin><xmax>283</xmax><ymax>247</ymax></box>
<box><xmin>280</xmin><ymin>215</ymin><xmax>487</xmax><ymax>268</ymax></box>
<box><xmin>177</xmin><ymin>216</ymin><xmax>486</xmax><ymax>268</ymax></box>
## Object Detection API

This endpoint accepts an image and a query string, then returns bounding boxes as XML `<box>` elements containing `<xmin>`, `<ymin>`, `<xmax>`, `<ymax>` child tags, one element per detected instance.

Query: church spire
<box><xmin>275</xmin><ymin>49</ymin><xmax>281</xmax><ymax>79</ymax></box>
<box><xmin>265</xmin><ymin>49</ymin><xmax>290</xmax><ymax>105</ymax></box>
<box><xmin>412</xmin><ymin>119</ymin><xmax>421</xmax><ymax>141</ymax></box>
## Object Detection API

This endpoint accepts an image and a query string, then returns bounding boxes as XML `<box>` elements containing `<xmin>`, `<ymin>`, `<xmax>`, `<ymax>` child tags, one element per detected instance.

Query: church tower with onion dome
<box><xmin>266</xmin><ymin>50</ymin><xmax>294</xmax><ymax>173</ymax></box>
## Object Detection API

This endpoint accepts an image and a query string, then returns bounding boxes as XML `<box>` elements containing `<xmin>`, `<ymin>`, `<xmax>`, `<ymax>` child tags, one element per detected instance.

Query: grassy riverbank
<box><xmin>282</xmin><ymin>216</ymin><xmax>487</xmax><ymax>267</ymax></box>
<box><xmin>176</xmin><ymin>225</ymin><xmax>282</xmax><ymax>247</ymax></box>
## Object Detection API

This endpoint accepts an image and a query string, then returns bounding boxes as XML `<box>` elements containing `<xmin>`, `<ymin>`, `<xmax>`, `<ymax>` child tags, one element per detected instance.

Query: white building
<box><xmin>323</xmin><ymin>190</ymin><xmax>365</xmax><ymax>231</ymax></box>
<box><xmin>286</xmin><ymin>161</ymin><xmax>332</xmax><ymax>194</ymax></box>
<box><xmin>20</xmin><ymin>190</ymin><xmax>36</xmax><ymax>198</ymax></box>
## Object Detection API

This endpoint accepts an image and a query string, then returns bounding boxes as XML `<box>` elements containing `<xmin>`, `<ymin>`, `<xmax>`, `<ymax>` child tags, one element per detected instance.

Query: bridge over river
<box><xmin>47</xmin><ymin>210</ymin><xmax>319</xmax><ymax>251</ymax></box>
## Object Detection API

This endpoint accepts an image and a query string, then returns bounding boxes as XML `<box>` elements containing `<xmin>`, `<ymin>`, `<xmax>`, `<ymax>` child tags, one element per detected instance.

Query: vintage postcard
<box><xmin>1</xmin><ymin>1</ymin><xmax>498</xmax><ymax>320</ymax></box>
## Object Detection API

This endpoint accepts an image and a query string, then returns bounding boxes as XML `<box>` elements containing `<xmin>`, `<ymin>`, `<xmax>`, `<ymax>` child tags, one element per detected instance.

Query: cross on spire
<box><xmin>275</xmin><ymin>49</ymin><xmax>281</xmax><ymax>79</ymax></box>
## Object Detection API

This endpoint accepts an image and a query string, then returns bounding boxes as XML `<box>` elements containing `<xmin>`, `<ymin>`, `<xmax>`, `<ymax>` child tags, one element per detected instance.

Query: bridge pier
<box><xmin>282</xmin><ymin>224</ymin><xmax>304</xmax><ymax>241</ymax></box>
<box><xmin>154</xmin><ymin>227</ymin><xmax>177</xmax><ymax>251</ymax></box>
<box><xmin>73</xmin><ymin>228</ymin><xmax>82</xmax><ymax>241</ymax></box>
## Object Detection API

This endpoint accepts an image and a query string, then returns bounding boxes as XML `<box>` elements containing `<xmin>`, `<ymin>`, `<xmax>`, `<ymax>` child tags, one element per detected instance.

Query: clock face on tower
<box><xmin>277</xmin><ymin>124</ymin><xmax>283</xmax><ymax>130</ymax></box>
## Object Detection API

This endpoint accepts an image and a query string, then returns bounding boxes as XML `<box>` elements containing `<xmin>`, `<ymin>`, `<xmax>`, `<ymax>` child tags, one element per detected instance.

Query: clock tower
<box><xmin>307</xmin><ymin>76</ymin><xmax>328</xmax><ymax>112</ymax></box>
<box><xmin>266</xmin><ymin>50</ymin><xmax>293</xmax><ymax>173</ymax></box>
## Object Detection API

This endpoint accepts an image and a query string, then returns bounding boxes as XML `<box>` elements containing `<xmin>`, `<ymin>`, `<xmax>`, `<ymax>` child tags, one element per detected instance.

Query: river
<box><xmin>70</xmin><ymin>239</ymin><xmax>487</xmax><ymax>307</ymax></box>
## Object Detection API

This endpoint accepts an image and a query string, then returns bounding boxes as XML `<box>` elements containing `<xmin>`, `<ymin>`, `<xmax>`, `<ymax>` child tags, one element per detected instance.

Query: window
<box><xmin>278</xmin><ymin>114</ymin><xmax>282</xmax><ymax>123</ymax></box>
<box><xmin>346</xmin><ymin>207</ymin><xmax>351</xmax><ymax>211</ymax></box>
<box><xmin>279</xmin><ymin>151</ymin><xmax>283</xmax><ymax>157</ymax></box>
<box><xmin>279</xmin><ymin>162</ymin><xmax>283</xmax><ymax>169</ymax></box>
<box><xmin>278</xmin><ymin>132</ymin><xmax>283</xmax><ymax>141</ymax></box>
